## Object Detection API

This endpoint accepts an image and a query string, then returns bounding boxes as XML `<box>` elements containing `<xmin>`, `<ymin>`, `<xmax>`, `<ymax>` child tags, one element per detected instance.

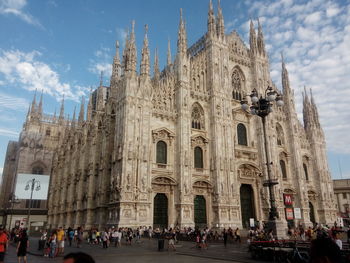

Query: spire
<box><xmin>30</xmin><ymin>89</ymin><xmax>37</xmax><ymax>115</ymax></box>
<box><xmin>153</xmin><ymin>48</ymin><xmax>160</xmax><ymax>80</ymax></box>
<box><xmin>257</xmin><ymin>18</ymin><xmax>266</xmax><ymax>55</ymax></box>
<box><xmin>140</xmin><ymin>24</ymin><xmax>150</xmax><ymax>76</ymax></box>
<box><xmin>122</xmin><ymin>28</ymin><xmax>130</xmax><ymax>74</ymax></box>
<box><xmin>99</xmin><ymin>71</ymin><xmax>104</xmax><ymax>87</ymax></box>
<box><xmin>53</xmin><ymin>108</ymin><xmax>57</xmax><ymax>122</ymax></box>
<box><xmin>177</xmin><ymin>8</ymin><xmax>187</xmax><ymax>55</ymax></box>
<box><xmin>110</xmin><ymin>40</ymin><xmax>121</xmax><ymax>87</ymax></box>
<box><xmin>71</xmin><ymin>106</ymin><xmax>76</xmax><ymax>129</ymax></box>
<box><xmin>216</xmin><ymin>0</ymin><xmax>225</xmax><ymax>39</ymax></box>
<box><xmin>129</xmin><ymin>20</ymin><xmax>137</xmax><ymax>72</ymax></box>
<box><xmin>87</xmin><ymin>88</ymin><xmax>93</xmax><ymax>122</ymax></box>
<box><xmin>59</xmin><ymin>95</ymin><xmax>65</xmax><ymax>121</ymax></box>
<box><xmin>26</xmin><ymin>104</ymin><xmax>31</xmax><ymax>120</ymax></box>
<box><xmin>281</xmin><ymin>52</ymin><xmax>290</xmax><ymax>94</ymax></box>
<box><xmin>167</xmin><ymin>37</ymin><xmax>172</xmax><ymax>66</ymax></box>
<box><xmin>78</xmin><ymin>96</ymin><xmax>85</xmax><ymax>124</ymax></box>
<box><xmin>310</xmin><ymin>88</ymin><xmax>320</xmax><ymax>127</ymax></box>
<box><xmin>38</xmin><ymin>89</ymin><xmax>43</xmax><ymax>116</ymax></box>
<box><xmin>207</xmin><ymin>0</ymin><xmax>216</xmax><ymax>37</ymax></box>
<box><xmin>249</xmin><ymin>20</ymin><xmax>257</xmax><ymax>54</ymax></box>
<box><xmin>303</xmin><ymin>86</ymin><xmax>311</xmax><ymax>129</ymax></box>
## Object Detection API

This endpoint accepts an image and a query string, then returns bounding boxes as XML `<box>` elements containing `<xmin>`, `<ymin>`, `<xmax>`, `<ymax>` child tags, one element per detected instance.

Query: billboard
<box><xmin>14</xmin><ymin>174</ymin><xmax>50</xmax><ymax>200</ymax></box>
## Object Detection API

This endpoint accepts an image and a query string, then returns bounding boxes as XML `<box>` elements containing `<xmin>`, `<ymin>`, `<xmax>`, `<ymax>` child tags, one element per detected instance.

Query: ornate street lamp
<box><xmin>7</xmin><ymin>194</ymin><xmax>20</xmax><ymax>229</ymax></box>
<box><xmin>241</xmin><ymin>86</ymin><xmax>284</xmax><ymax>236</ymax></box>
<box><xmin>25</xmin><ymin>178</ymin><xmax>41</xmax><ymax>232</ymax></box>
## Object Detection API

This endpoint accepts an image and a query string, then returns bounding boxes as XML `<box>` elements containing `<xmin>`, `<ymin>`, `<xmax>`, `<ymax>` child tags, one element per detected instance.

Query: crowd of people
<box><xmin>0</xmin><ymin>222</ymin><xmax>348</xmax><ymax>262</ymax></box>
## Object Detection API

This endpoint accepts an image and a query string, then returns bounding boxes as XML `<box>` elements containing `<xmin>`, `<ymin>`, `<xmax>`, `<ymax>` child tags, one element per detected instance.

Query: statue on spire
<box><xmin>167</xmin><ymin>37</ymin><xmax>172</xmax><ymax>66</ymax></box>
<box><xmin>207</xmin><ymin>0</ymin><xmax>216</xmax><ymax>37</ymax></box>
<box><xmin>177</xmin><ymin>8</ymin><xmax>187</xmax><ymax>55</ymax></box>
<box><xmin>216</xmin><ymin>0</ymin><xmax>225</xmax><ymax>39</ymax></box>
<box><xmin>140</xmin><ymin>24</ymin><xmax>150</xmax><ymax>76</ymax></box>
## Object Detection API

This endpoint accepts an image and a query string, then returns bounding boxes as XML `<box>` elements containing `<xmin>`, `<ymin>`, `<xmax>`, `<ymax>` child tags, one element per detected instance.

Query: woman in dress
<box><xmin>17</xmin><ymin>230</ymin><xmax>29</xmax><ymax>263</ymax></box>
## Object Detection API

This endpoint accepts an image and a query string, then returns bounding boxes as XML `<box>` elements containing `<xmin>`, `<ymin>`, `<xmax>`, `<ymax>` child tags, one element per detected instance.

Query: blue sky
<box><xmin>0</xmin><ymin>0</ymin><xmax>349</xmax><ymax>181</ymax></box>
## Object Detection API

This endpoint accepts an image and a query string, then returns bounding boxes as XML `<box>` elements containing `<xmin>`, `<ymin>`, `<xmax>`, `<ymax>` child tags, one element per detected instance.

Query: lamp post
<box><xmin>25</xmin><ymin>178</ymin><xmax>41</xmax><ymax>231</ymax></box>
<box><xmin>241</xmin><ymin>86</ymin><xmax>284</xmax><ymax>236</ymax></box>
<box><xmin>7</xmin><ymin>194</ymin><xmax>20</xmax><ymax>229</ymax></box>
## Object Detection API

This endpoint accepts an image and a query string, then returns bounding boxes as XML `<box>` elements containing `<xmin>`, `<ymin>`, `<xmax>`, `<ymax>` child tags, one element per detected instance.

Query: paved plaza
<box><xmin>3</xmin><ymin>238</ymin><xmax>265</xmax><ymax>263</ymax></box>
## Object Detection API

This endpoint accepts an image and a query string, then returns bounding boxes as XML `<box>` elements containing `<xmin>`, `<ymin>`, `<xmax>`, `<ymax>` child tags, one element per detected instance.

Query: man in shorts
<box><xmin>57</xmin><ymin>227</ymin><xmax>65</xmax><ymax>255</ymax></box>
<box><xmin>0</xmin><ymin>227</ymin><xmax>8</xmax><ymax>263</ymax></box>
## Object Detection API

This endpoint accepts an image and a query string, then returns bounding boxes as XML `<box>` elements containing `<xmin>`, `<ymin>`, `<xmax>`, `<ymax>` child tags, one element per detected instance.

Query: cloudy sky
<box><xmin>0</xmin><ymin>0</ymin><xmax>349</xmax><ymax>181</ymax></box>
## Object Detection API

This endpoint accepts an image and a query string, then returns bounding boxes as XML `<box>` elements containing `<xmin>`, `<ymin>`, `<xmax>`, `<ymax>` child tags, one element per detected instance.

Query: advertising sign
<box><xmin>249</xmin><ymin>218</ymin><xmax>255</xmax><ymax>227</ymax></box>
<box><xmin>285</xmin><ymin>208</ymin><xmax>294</xmax><ymax>220</ymax></box>
<box><xmin>283</xmin><ymin>194</ymin><xmax>293</xmax><ymax>206</ymax></box>
<box><xmin>294</xmin><ymin>208</ymin><xmax>302</xmax><ymax>219</ymax></box>
<box><xmin>14</xmin><ymin>174</ymin><xmax>50</xmax><ymax>200</ymax></box>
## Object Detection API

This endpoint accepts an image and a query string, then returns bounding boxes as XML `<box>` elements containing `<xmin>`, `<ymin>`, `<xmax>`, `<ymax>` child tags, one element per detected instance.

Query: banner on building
<box><xmin>294</xmin><ymin>208</ymin><xmax>302</xmax><ymax>219</ymax></box>
<box><xmin>285</xmin><ymin>208</ymin><xmax>294</xmax><ymax>220</ymax></box>
<box><xmin>283</xmin><ymin>194</ymin><xmax>293</xmax><ymax>206</ymax></box>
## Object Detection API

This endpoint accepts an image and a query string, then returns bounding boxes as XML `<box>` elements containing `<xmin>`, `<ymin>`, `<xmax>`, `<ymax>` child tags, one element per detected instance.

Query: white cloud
<box><xmin>0</xmin><ymin>128</ymin><xmax>19</xmax><ymax>137</ymax></box>
<box><xmin>0</xmin><ymin>49</ymin><xmax>89</xmax><ymax>101</ymax></box>
<box><xmin>0</xmin><ymin>92</ymin><xmax>28</xmax><ymax>111</ymax></box>
<box><xmin>89</xmin><ymin>46</ymin><xmax>114</xmax><ymax>83</ymax></box>
<box><xmin>244</xmin><ymin>0</ymin><xmax>350</xmax><ymax>154</ymax></box>
<box><xmin>0</xmin><ymin>0</ymin><xmax>42</xmax><ymax>28</ymax></box>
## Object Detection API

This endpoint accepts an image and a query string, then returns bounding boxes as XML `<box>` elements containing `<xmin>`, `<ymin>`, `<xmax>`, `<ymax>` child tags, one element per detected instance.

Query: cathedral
<box><xmin>1</xmin><ymin>1</ymin><xmax>337</xmax><ymax>231</ymax></box>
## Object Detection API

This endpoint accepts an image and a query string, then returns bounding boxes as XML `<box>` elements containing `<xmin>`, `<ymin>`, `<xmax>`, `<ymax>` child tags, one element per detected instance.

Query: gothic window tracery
<box><xmin>302</xmin><ymin>156</ymin><xmax>310</xmax><ymax>181</ymax></box>
<box><xmin>280</xmin><ymin>160</ymin><xmax>287</xmax><ymax>179</ymax></box>
<box><xmin>191</xmin><ymin>103</ymin><xmax>205</xmax><ymax>130</ymax></box>
<box><xmin>32</xmin><ymin>166</ymin><xmax>44</xmax><ymax>175</ymax></box>
<box><xmin>237</xmin><ymin>123</ymin><xmax>247</xmax><ymax>146</ymax></box>
<box><xmin>156</xmin><ymin>140</ymin><xmax>167</xmax><ymax>164</ymax></box>
<box><xmin>303</xmin><ymin>163</ymin><xmax>309</xmax><ymax>181</ymax></box>
<box><xmin>276</xmin><ymin>123</ymin><xmax>285</xmax><ymax>146</ymax></box>
<box><xmin>194</xmin><ymin>146</ymin><xmax>203</xmax><ymax>168</ymax></box>
<box><xmin>232</xmin><ymin>67</ymin><xmax>245</xmax><ymax>101</ymax></box>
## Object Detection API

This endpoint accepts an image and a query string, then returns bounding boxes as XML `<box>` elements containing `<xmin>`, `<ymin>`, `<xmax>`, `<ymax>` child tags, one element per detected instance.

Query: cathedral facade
<box><xmin>45</xmin><ymin>3</ymin><xmax>337</xmax><ymax>230</ymax></box>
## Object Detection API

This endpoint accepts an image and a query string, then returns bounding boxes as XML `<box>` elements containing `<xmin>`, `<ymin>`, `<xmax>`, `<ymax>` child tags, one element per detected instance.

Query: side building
<box><xmin>0</xmin><ymin>93</ymin><xmax>68</xmax><ymax>232</ymax></box>
<box><xmin>47</xmin><ymin>3</ymin><xmax>337</xmax><ymax>231</ymax></box>
<box><xmin>333</xmin><ymin>179</ymin><xmax>350</xmax><ymax>226</ymax></box>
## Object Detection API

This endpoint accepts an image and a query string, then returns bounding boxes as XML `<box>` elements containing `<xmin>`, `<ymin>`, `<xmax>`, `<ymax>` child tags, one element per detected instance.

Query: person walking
<box><xmin>0</xmin><ymin>227</ymin><xmax>8</xmax><ymax>263</ymax></box>
<box><xmin>17</xmin><ymin>230</ymin><xmax>29</xmax><ymax>263</ymax></box>
<box><xmin>77</xmin><ymin>227</ymin><xmax>83</xmax><ymax>248</ymax></box>
<box><xmin>223</xmin><ymin>228</ymin><xmax>228</xmax><ymax>248</ymax></box>
<box><xmin>68</xmin><ymin>227</ymin><xmax>74</xmax><ymax>247</ymax></box>
<box><xmin>102</xmin><ymin>229</ymin><xmax>109</xmax><ymax>249</ymax></box>
<box><xmin>57</xmin><ymin>227</ymin><xmax>65</xmax><ymax>255</ymax></box>
<box><xmin>49</xmin><ymin>231</ymin><xmax>57</xmax><ymax>258</ymax></box>
<box><xmin>235</xmin><ymin>228</ymin><xmax>241</xmax><ymax>243</ymax></box>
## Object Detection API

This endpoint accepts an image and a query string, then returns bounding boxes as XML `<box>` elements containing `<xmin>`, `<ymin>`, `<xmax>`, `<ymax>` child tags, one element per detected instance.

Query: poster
<box><xmin>283</xmin><ymin>194</ymin><xmax>293</xmax><ymax>205</ymax></box>
<box><xmin>294</xmin><ymin>208</ymin><xmax>302</xmax><ymax>219</ymax></box>
<box><xmin>285</xmin><ymin>208</ymin><xmax>294</xmax><ymax>220</ymax></box>
<box><xmin>249</xmin><ymin>218</ymin><xmax>255</xmax><ymax>227</ymax></box>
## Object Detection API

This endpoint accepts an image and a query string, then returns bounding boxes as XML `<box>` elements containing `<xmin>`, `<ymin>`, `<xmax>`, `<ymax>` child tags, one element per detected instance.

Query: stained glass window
<box><xmin>194</xmin><ymin>146</ymin><xmax>203</xmax><ymax>168</ymax></box>
<box><xmin>156</xmin><ymin>141</ymin><xmax>167</xmax><ymax>164</ymax></box>
<box><xmin>237</xmin><ymin>123</ymin><xmax>247</xmax><ymax>146</ymax></box>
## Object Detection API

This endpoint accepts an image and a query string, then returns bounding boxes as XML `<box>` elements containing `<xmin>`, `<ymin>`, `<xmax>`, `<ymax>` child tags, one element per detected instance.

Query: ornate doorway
<box><xmin>153</xmin><ymin>193</ymin><xmax>168</xmax><ymax>229</ymax></box>
<box><xmin>240</xmin><ymin>184</ymin><xmax>255</xmax><ymax>229</ymax></box>
<box><xmin>194</xmin><ymin>195</ymin><xmax>207</xmax><ymax>227</ymax></box>
<box><xmin>309</xmin><ymin>202</ymin><xmax>315</xmax><ymax>224</ymax></box>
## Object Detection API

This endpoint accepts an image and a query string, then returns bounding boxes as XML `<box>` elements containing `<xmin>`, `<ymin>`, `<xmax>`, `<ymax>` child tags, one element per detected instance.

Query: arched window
<box><xmin>303</xmin><ymin>163</ymin><xmax>309</xmax><ymax>181</ymax></box>
<box><xmin>32</xmin><ymin>166</ymin><xmax>44</xmax><ymax>175</ymax></box>
<box><xmin>237</xmin><ymin>123</ymin><xmax>247</xmax><ymax>146</ymax></box>
<box><xmin>191</xmin><ymin>103</ymin><xmax>205</xmax><ymax>130</ymax></box>
<box><xmin>156</xmin><ymin>141</ymin><xmax>167</xmax><ymax>164</ymax></box>
<box><xmin>232</xmin><ymin>68</ymin><xmax>244</xmax><ymax>100</ymax></box>
<box><xmin>280</xmin><ymin>160</ymin><xmax>287</xmax><ymax>179</ymax></box>
<box><xmin>194</xmin><ymin>146</ymin><xmax>203</xmax><ymax>168</ymax></box>
<box><xmin>276</xmin><ymin>123</ymin><xmax>285</xmax><ymax>146</ymax></box>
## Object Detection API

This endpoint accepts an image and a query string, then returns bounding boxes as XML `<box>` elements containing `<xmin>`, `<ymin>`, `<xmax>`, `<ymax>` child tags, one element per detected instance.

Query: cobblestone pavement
<box><xmin>3</xmin><ymin>238</ymin><xmax>265</xmax><ymax>263</ymax></box>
